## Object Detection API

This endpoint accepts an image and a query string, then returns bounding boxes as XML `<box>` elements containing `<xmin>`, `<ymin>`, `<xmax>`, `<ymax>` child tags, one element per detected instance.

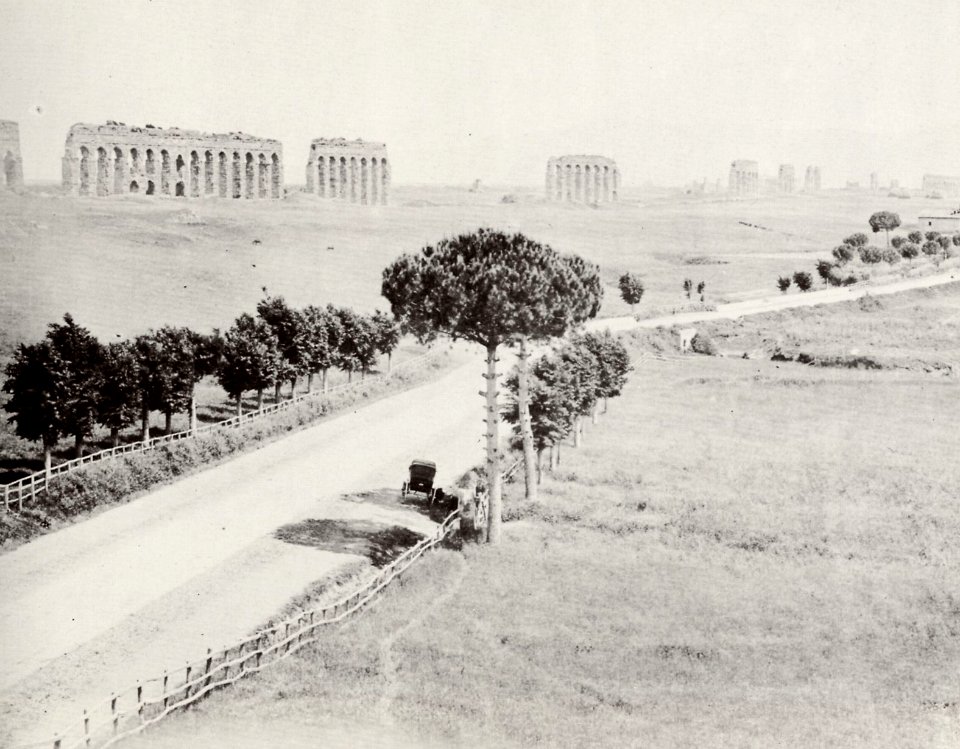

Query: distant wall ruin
<box><xmin>728</xmin><ymin>159</ymin><xmax>759</xmax><ymax>196</ymax></box>
<box><xmin>545</xmin><ymin>156</ymin><xmax>619</xmax><ymax>203</ymax></box>
<box><xmin>1</xmin><ymin>120</ymin><xmax>24</xmax><ymax>189</ymax></box>
<box><xmin>804</xmin><ymin>165</ymin><xmax>822</xmax><ymax>192</ymax></box>
<box><xmin>305</xmin><ymin>138</ymin><xmax>389</xmax><ymax>204</ymax></box>
<box><xmin>778</xmin><ymin>164</ymin><xmax>796</xmax><ymax>193</ymax></box>
<box><xmin>62</xmin><ymin>122</ymin><xmax>284</xmax><ymax>199</ymax></box>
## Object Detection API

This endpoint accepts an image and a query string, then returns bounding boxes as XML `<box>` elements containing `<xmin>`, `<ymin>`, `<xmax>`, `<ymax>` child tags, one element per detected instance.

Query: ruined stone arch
<box><xmin>360</xmin><ymin>157</ymin><xmax>369</xmax><ymax>204</ymax></box>
<box><xmin>111</xmin><ymin>147</ymin><xmax>126</xmax><ymax>195</ymax></box>
<box><xmin>218</xmin><ymin>151</ymin><xmax>228</xmax><ymax>197</ymax></box>
<box><xmin>160</xmin><ymin>150</ymin><xmax>171</xmax><ymax>195</ymax></box>
<box><xmin>204</xmin><ymin>151</ymin><xmax>214</xmax><ymax>195</ymax></box>
<box><xmin>258</xmin><ymin>153</ymin><xmax>268</xmax><ymax>199</ymax></box>
<box><xmin>130</xmin><ymin>147</ymin><xmax>141</xmax><ymax>176</ymax></box>
<box><xmin>317</xmin><ymin>154</ymin><xmax>326</xmax><ymax>197</ymax></box>
<box><xmin>339</xmin><ymin>157</ymin><xmax>348</xmax><ymax>199</ymax></box>
<box><xmin>329</xmin><ymin>155</ymin><xmax>338</xmax><ymax>196</ymax></box>
<box><xmin>129</xmin><ymin>180</ymin><xmax>139</xmax><ymax>193</ymax></box>
<box><xmin>3</xmin><ymin>151</ymin><xmax>16</xmax><ymax>187</ymax></box>
<box><xmin>380</xmin><ymin>158</ymin><xmax>389</xmax><ymax>204</ymax></box>
<box><xmin>370</xmin><ymin>157</ymin><xmax>379</xmax><ymax>204</ymax></box>
<box><xmin>244</xmin><ymin>152</ymin><xmax>255</xmax><ymax>199</ymax></box>
<box><xmin>175</xmin><ymin>153</ymin><xmax>187</xmax><ymax>196</ymax></box>
<box><xmin>348</xmin><ymin>156</ymin><xmax>358</xmax><ymax>202</ymax></box>
<box><xmin>271</xmin><ymin>153</ymin><xmax>280</xmax><ymax>198</ymax></box>
<box><xmin>603</xmin><ymin>165</ymin><xmax>610</xmax><ymax>201</ymax></box>
<box><xmin>145</xmin><ymin>149</ymin><xmax>156</xmax><ymax>181</ymax></box>
<box><xmin>232</xmin><ymin>151</ymin><xmax>242</xmax><ymax>198</ymax></box>
<box><xmin>146</xmin><ymin>180</ymin><xmax>155</xmax><ymax>195</ymax></box>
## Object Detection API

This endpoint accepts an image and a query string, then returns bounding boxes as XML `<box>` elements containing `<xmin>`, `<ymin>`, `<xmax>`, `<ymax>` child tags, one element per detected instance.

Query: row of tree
<box><xmin>2</xmin><ymin>297</ymin><xmax>400</xmax><ymax>474</ymax></box>
<box><xmin>504</xmin><ymin>331</ymin><xmax>631</xmax><ymax>483</ymax></box>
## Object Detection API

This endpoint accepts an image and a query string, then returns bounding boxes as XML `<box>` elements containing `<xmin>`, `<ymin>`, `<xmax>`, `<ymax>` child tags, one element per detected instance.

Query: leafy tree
<box><xmin>618</xmin><ymin>272</ymin><xmax>645</xmax><ymax>311</ymax></box>
<box><xmin>843</xmin><ymin>233</ymin><xmax>869</xmax><ymax>247</ymax></box>
<box><xmin>382</xmin><ymin>228</ymin><xmax>601</xmax><ymax>540</ymax></box>
<box><xmin>953</xmin><ymin>234</ymin><xmax>960</xmax><ymax>247</ymax></box>
<box><xmin>832</xmin><ymin>244</ymin><xmax>856</xmax><ymax>264</ymax></box>
<box><xmin>696</xmin><ymin>280</ymin><xmax>705</xmax><ymax>301</ymax></box>
<box><xmin>936</xmin><ymin>235</ymin><xmax>951</xmax><ymax>251</ymax></box>
<box><xmin>907</xmin><ymin>231</ymin><xmax>923</xmax><ymax>244</ymax></box>
<box><xmin>571</xmin><ymin>330</ymin><xmax>631</xmax><ymax>418</ymax></box>
<box><xmin>371</xmin><ymin>309</ymin><xmax>401</xmax><ymax>372</ymax></box>
<box><xmin>97</xmin><ymin>341</ymin><xmax>140</xmax><ymax>446</ymax></box>
<box><xmin>777</xmin><ymin>276</ymin><xmax>792</xmax><ymax>293</ymax></box>
<box><xmin>257</xmin><ymin>294</ymin><xmax>308</xmax><ymax>400</ymax></box>
<box><xmin>557</xmin><ymin>340</ymin><xmax>600</xmax><ymax>447</ymax></box>
<box><xmin>922</xmin><ymin>240</ymin><xmax>940</xmax><ymax>256</ymax></box>
<box><xmin>301</xmin><ymin>304</ymin><xmax>341</xmax><ymax>393</ymax></box>
<box><xmin>3</xmin><ymin>314</ymin><xmax>104</xmax><ymax>467</ymax></box>
<box><xmin>868</xmin><ymin>211</ymin><xmax>901</xmax><ymax>248</ymax></box>
<box><xmin>858</xmin><ymin>245</ymin><xmax>883</xmax><ymax>264</ymax></box>
<box><xmin>682</xmin><ymin>278</ymin><xmax>693</xmax><ymax>299</ymax></box>
<box><xmin>900</xmin><ymin>242</ymin><xmax>920</xmax><ymax>260</ymax></box>
<box><xmin>134</xmin><ymin>326</ymin><xmax>204</xmax><ymax>436</ymax></box>
<box><xmin>815</xmin><ymin>259</ymin><xmax>835</xmax><ymax>283</ymax></box>
<box><xmin>334</xmin><ymin>307</ymin><xmax>378</xmax><ymax>381</ymax></box>
<box><xmin>925</xmin><ymin>231</ymin><xmax>941</xmax><ymax>242</ymax></box>
<box><xmin>217</xmin><ymin>314</ymin><xmax>282</xmax><ymax>414</ymax></box>
<box><xmin>881</xmin><ymin>248</ymin><xmax>901</xmax><ymax>264</ymax></box>
<box><xmin>891</xmin><ymin>236</ymin><xmax>904</xmax><ymax>249</ymax></box>
<box><xmin>793</xmin><ymin>271</ymin><xmax>813</xmax><ymax>291</ymax></box>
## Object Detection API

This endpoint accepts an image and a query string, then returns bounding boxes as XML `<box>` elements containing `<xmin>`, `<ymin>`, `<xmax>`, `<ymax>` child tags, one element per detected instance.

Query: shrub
<box><xmin>832</xmin><ymin>244</ymin><xmax>856</xmax><ymax>264</ymax></box>
<box><xmin>776</xmin><ymin>276</ymin><xmax>791</xmax><ymax>293</ymax></box>
<box><xmin>858</xmin><ymin>245</ymin><xmax>883</xmax><ymax>264</ymax></box>
<box><xmin>925</xmin><ymin>231</ymin><xmax>941</xmax><ymax>242</ymax></box>
<box><xmin>953</xmin><ymin>234</ymin><xmax>960</xmax><ymax>247</ymax></box>
<box><xmin>841</xmin><ymin>275</ymin><xmax>859</xmax><ymax>286</ymax></box>
<box><xmin>936</xmin><ymin>235</ymin><xmax>951</xmax><ymax>250</ymax></box>
<box><xmin>907</xmin><ymin>231</ymin><xmax>923</xmax><ymax>244</ymax></box>
<box><xmin>881</xmin><ymin>248</ymin><xmax>901</xmax><ymax>264</ymax></box>
<box><xmin>922</xmin><ymin>241</ymin><xmax>941</xmax><ymax>256</ymax></box>
<box><xmin>792</xmin><ymin>271</ymin><xmax>813</xmax><ymax>291</ymax></box>
<box><xmin>689</xmin><ymin>332</ymin><xmax>718</xmax><ymax>356</ymax></box>
<box><xmin>891</xmin><ymin>236</ymin><xmax>904</xmax><ymax>249</ymax></box>
<box><xmin>900</xmin><ymin>242</ymin><xmax>920</xmax><ymax>260</ymax></box>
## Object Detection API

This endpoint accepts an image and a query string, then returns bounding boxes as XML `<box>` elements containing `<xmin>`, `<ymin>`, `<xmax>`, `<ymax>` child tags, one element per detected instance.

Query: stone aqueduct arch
<box><xmin>305</xmin><ymin>137</ymin><xmax>389</xmax><ymax>205</ymax></box>
<box><xmin>1</xmin><ymin>120</ymin><xmax>24</xmax><ymax>189</ymax></box>
<box><xmin>545</xmin><ymin>155</ymin><xmax>620</xmax><ymax>203</ymax></box>
<box><xmin>62</xmin><ymin>122</ymin><xmax>284</xmax><ymax>199</ymax></box>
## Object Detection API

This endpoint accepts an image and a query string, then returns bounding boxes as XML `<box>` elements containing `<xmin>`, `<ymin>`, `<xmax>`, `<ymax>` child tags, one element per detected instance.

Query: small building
<box><xmin>918</xmin><ymin>215</ymin><xmax>960</xmax><ymax>233</ymax></box>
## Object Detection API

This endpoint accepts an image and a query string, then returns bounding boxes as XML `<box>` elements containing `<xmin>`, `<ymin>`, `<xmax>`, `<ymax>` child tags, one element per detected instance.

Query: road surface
<box><xmin>0</xmin><ymin>268</ymin><xmax>957</xmax><ymax>746</ymax></box>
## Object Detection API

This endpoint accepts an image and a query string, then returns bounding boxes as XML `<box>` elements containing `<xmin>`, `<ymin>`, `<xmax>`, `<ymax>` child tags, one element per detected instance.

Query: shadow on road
<box><xmin>274</xmin><ymin>518</ymin><xmax>425</xmax><ymax>567</ymax></box>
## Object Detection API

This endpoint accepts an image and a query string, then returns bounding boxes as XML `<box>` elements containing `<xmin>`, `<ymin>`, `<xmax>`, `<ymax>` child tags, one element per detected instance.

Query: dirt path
<box><xmin>1</xmin><ymin>270</ymin><xmax>955</xmax><ymax>746</ymax></box>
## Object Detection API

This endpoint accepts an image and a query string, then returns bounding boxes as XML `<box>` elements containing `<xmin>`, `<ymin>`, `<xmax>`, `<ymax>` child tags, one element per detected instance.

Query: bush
<box><xmin>689</xmin><ymin>332</ymin><xmax>718</xmax><ymax>356</ymax></box>
<box><xmin>841</xmin><ymin>275</ymin><xmax>859</xmax><ymax>286</ymax></box>
<box><xmin>776</xmin><ymin>276</ymin><xmax>791</xmax><ymax>293</ymax></box>
<box><xmin>925</xmin><ymin>231</ymin><xmax>941</xmax><ymax>242</ymax></box>
<box><xmin>832</xmin><ymin>244</ymin><xmax>856</xmax><ymax>264</ymax></box>
<box><xmin>936</xmin><ymin>235</ymin><xmax>951</xmax><ymax>250</ymax></box>
<box><xmin>891</xmin><ymin>236</ymin><xmax>904</xmax><ymax>249</ymax></box>
<box><xmin>907</xmin><ymin>231</ymin><xmax>923</xmax><ymax>244</ymax></box>
<box><xmin>844</xmin><ymin>233</ymin><xmax>868</xmax><ymax>247</ymax></box>
<box><xmin>900</xmin><ymin>242</ymin><xmax>920</xmax><ymax>260</ymax></box>
<box><xmin>792</xmin><ymin>271</ymin><xmax>813</xmax><ymax>291</ymax></box>
<box><xmin>858</xmin><ymin>245</ymin><xmax>883</xmax><ymax>264</ymax></box>
<box><xmin>881</xmin><ymin>248</ymin><xmax>901</xmax><ymax>264</ymax></box>
<box><xmin>922</xmin><ymin>241</ymin><xmax>941</xmax><ymax>256</ymax></box>
<box><xmin>953</xmin><ymin>234</ymin><xmax>960</xmax><ymax>247</ymax></box>
<box><xmin>815</xmin><ymin>259</ymin><xmax>835</xmax><ymax>283</ymax></box>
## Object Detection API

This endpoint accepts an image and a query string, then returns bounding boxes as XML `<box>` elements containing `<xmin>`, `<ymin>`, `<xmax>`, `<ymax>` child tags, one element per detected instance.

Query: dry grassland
<box><xmin>126</xmin><ymin>286</ymin><xmax>960</xmax><ymax>747</ymax></box>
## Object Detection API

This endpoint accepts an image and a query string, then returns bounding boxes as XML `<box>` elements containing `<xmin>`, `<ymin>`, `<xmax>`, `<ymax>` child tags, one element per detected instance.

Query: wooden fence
<box><xmin>16</xmin><ymin>508</ymin><xmax>462</xmax><ymax>749</ymax></box>
<box><xmin>2</xmin><ymin>352</ymin><xmax>437</xmax><ymax>512</ymax></box>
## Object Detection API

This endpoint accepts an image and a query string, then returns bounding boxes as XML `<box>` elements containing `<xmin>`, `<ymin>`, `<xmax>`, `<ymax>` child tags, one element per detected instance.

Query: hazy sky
<box><xmin>2</xmin><ymin>0</ymin><xmax>959</xmax><ymax>187</ymax></box>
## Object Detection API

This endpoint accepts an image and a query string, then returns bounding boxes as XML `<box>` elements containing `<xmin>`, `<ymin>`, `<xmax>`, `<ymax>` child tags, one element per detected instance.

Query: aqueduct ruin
<box><xmin>62</xmin><ymin>122</ymin><xmax>284</xmax><ymax>199</ymax></box>
<box><xmin>1</xmin><ymin>120</ymin><xmax>24</xmax><ymax>189</ymax></box>
<box><xmin>305</xmin><ymin>138</ymin><xmax>390</xmax><ymax>204</ymax></box>
<box><xmin>545</xmin><ymin>156</ymin><xmax>620</xmax><ymax>203</ymax></box>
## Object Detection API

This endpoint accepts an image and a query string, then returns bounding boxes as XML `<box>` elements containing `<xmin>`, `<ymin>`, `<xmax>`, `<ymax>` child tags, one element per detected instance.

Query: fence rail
<box><xmin>15</xmin><ymin>508</ymin><xmax>462</xmax><ymax>749</ymax></box>
<box><xmin>2</xmin><ymin>352</ymin><xmax>438</xmax><ymax>512</ymax></box>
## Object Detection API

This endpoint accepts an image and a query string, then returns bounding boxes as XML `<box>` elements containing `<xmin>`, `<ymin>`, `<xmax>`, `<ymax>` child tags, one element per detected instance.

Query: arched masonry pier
<box><xmin>1</xmin><ymin>120</ymin><xmax>24</xmax><ymax>189</ymax></box>
<box><xmin>545</xmin><ymin>155</ymin><xmax>619</xmax><ymax>203</ymax></box>
<box><xmin>61</xmin><ymin>122</ymin><xmax>284</xmax><ymax>199</ymax></box>
<box><xmin>305</xmin><ymin>137</ymin><xmax>389</xmax><ymax>205</ymax></box>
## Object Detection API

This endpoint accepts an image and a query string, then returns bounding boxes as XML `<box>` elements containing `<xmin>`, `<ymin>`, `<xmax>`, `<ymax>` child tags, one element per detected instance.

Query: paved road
<box><xmin>0</xmin><ymin>267</ymin><xmax>956</xmax><ymax>745</ymax></box>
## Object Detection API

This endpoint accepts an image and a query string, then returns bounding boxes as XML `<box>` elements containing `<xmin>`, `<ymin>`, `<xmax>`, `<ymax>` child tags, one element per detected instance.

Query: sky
<box><xmin>1</xmin><ymin>0</ymin><xmax>959</xmax><ymax>188</ymax></box>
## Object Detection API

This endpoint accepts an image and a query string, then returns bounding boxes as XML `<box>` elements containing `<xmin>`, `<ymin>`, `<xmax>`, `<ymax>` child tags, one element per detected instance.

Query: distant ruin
<box><xmin>728</xmin><ymin>160</ymin><xmax>759</xmax><ymax>196</ymax></box>
<box><xmin>62</xmin><ymin>122</ymin><xmax>284</xmax><ymax>199</ymax></box>
<box><xmin>546</xmin><ymin>156</ymin><xmax>619</xmax><ymax>203</ymax></box>
<box><xmin>804</xmin><ymin>165</ymin><xmax>822</xmax><ymax>191</ymax></box>
<box><xmin>305</xmin><ymin>138</ymin><xmax>389</xmax><ymax>204</ymax></box>
<box><xmin>922</xmin><ymin>174</ymin><xmax>960</xmax><ymax>198</ymax></box>
<box><xmin>777</xmin><ymin>164</ymin><xmax>796</xmax><ymax>193</ymax></box>
<box><xmin>1</xmin><ymin>120</ymin><xmax>24</xmax><ymax>189</ymax></box>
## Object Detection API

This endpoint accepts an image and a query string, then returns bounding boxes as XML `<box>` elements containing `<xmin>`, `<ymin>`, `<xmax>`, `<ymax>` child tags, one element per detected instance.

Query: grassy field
<box><xmin>126</xmin><ymin>287</ymin><xmax>960</xmax><ymax>748</ymax></box>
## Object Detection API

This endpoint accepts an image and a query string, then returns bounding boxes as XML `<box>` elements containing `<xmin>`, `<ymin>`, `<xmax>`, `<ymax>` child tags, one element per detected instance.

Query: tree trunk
<box><xmin>387</xmin><ymin>352</ymin><xmax>392</xmax><ymax>374</ymax></box>
<box><xmin>257</xmin><ymin>389</ymin><xmax>264</xmax><ymax>410</ymax></box>
<box><xmin>110</xmin><ymin>427</ymin><xmax>120</xmax><ymax>448</ymax></box>
<box><xmin>361</xmin><ymin>368</ymin><xmax>366</xmax><ymax>381</ymax></box>
<box><xmin>321</xmin><ymin>369</ymin><xmax>328</xmax><ymax>394</ymax></box>
<box><xmin>290</xmin><ymin>377</ymin><xmax>297</xmax><ymax>399</ymax></box>
<box><xmin>516</xmin><ymin>337</ymin><xmax>537</xmax><ymax>501</ymax></box>
<box><xmin>536</xmin><ymin>448</ymin><xmax>543</xmax><ymax>485</ymax></box>
<box><xmin>141</xmin><ymin>403</ymin><xmax>150</xmax><ymax>442</ymax></box>
<box><xmin>235</xmin><ymin>394</ymin><xmax>242</xmax><ymax>417</ymax></box>
<box><xmin>573</xmin><ymin>416</ymin><xmax>582</xmax><ymax>447</ymax></box>
<box><xmin>307</xmin><ymin>372</ymin><xmax>314</xmax><ymax>393</ymax></box>
<box><xmin>548</xmin><ymin>444</ymin><xmax>557</xmax><ymax>471</ymax></box>
<box><xmin>348</xmin><ymin>370</ymin><xmax>353</xmax><ymax>384</ymax></box>
<box><xmin>556</xmin><ymin>441</ymin><xmax>561</xmax><ymax>465</ymax></box>
<box><xmin>164</xmin><ymin>410</ymin><xmax>173</xmax><ymax>434</ymax></box>
<box><xmin>484</xmin><ymin>344</ymin><xmax>502</xmax><ymax>544</ymax></box>
<box><xmin>592</xmin><ymin>401</ymin><xmax>600</xmax><ymax>425</ymax></box>
<box><xmin>603</xmin><ymin>396</ymin><xmax>609</xmax><ymax>414</ymax></box>
<box><xmin>44</xmin><ymin>446</ymin><xmax>52</xmax><ymax>481</ymax></box>
<box><xmin>74</xmin><ymin>433</ymin><xmax>83</xmax><ymax>459</ymax></box>
<box><xmin>190</xmin><ymin>395</ymin><xmax>197</xmax><ymax>433</ymax></box>
<box><xmin>274</xmin><ymin>381</ymin><xmax>282</xmax><ymax>403</ymax></box>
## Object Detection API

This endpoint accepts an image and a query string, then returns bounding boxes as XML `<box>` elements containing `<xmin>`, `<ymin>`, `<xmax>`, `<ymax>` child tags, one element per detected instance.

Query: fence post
<box><xmin>111</xmin><ymin>692</ymin><xmax>118</xmax><ymax>735</ymax></box>
<box><xmin>53</xmin><ymin>735</ymin><xmax>61</xmax><ymax>749</ymax></box>
<box><xmin>83</xmin><ymin>709</ymin><xmax>90</xmax><ymax>748</ymax></box>
<box><xmin>184</xmin><ymin>662</ymin><xmax>192</xmax><ymax>698</ymax></box>
<box><xmin>204</xmin><ymin>648</ymin><xmax>213</xmax><ymax>689</ymax></box>
<box><xmin>255</xmin><ymin>635</ymin><xmax>263</xmax><ymax>670</ymax></box>
<box><xmin>137</xmin><ymin>682</ymin><xmax>143</xmax><ymax>721</ymax></box>
<box><xmin>162</xmin><ymin>671</ymin><xmax>169</xmax><ymax>710</ymax></box>
<box><xmin>283</xmin><ymin>623</ymin><xmax>291</xmax><ymax>654</ymax></box>
<box><xmin>3</xmin><ymin>483</ymin><xmax>8</xmax><ymax>510</ymax></box>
